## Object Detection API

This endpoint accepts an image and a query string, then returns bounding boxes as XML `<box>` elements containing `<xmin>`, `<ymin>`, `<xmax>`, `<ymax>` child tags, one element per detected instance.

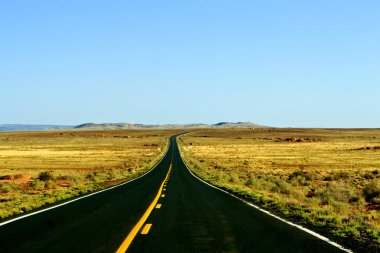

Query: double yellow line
<box><xmin>116</xmin><ymin>164</ymin><xmax>172</xmax><ymax>253</ymax></box>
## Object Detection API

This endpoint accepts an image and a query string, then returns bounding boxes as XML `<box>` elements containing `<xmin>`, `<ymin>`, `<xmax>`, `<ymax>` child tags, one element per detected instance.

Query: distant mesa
<box><xmin>74</xmin><ymin>123</ymin><xmax>151</xmax><ymax>130</ymax></box>
<box><xmin>74</xmin><ymin>123</ymin><xmax>96</xmax><ymax>129</ymax></box>
<box><xmin>73</xmin><ymin>122</ymin><xmax>266</xmax><ymax>130</ymax></box>
<box><xmin>212</xmin><ymin>122</ymin><xmax>263</xmax><ymax>128</ymax></box>
<box><xmin>214</xmin><ymin>122</ymin><xmax>229</xmax><ymax>126</ymax></box>
<box><xmin>0</xmin><ymin>122</ymin><xmax>266</xmax><ymax>132</ymax></box>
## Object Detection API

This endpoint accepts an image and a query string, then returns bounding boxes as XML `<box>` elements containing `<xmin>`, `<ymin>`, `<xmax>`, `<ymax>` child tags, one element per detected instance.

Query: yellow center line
<box><xmin>115</xmin><ymin>164</ymin><xmax>172</xmax><ymax>253</ymax></box>
<box><xmin>141</xmin><ymin>224</ymin><xmax>152</xmax><ymax>235</ymax></box>
<box><xmin>161</xmin><ymin>194</ymin><xmax>165</xmax><ymax>198</ymax></box>
<box><xmin>155</xmin><ymin>204</ymin><xmax>162</xmax><ymax>209</ymax></box>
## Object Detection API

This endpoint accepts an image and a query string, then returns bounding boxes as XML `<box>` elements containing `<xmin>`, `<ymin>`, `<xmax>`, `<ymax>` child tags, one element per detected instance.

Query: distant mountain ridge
<box><xmin>74</xmin><ymin>122</ymin><xmax>266</xmax><ymax>130</ymax></box>
<box><xmin>0</xmin><ymin>122</ymin><xmax>266</xmax><ymax>132</ymax></box>
<box><xmin>213</xmin><ymin>122</ymin><xmax>264</xmax><ymax>127</ymax></box>
<box><xmin>0</xmin><ymin>124</ymin><xmax>72</xmax><ymax>132</ymax></box>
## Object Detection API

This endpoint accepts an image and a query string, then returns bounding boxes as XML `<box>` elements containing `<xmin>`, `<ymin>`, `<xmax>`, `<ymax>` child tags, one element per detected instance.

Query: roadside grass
<box><xmin>178</xmin><ymin>128</ymin><xmax>380</xmax><ymax>251</ymax></box>
<box><xmin>0</xmin><ymin>130</ymin><xmax>180</xmax><ymax>220</ymax></box>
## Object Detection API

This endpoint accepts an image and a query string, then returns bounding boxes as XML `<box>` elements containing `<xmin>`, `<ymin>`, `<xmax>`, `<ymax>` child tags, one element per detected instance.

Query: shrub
<box><xmin>107</xmin><ymin>170</ymin><xmax>116</xmax><ymax>180</ymax></box>
<box><xmin>0</xmin><ymin>183</ymin><xmax>21</xmax><ymax>193</ymax></box>
<box><xmin>30</xmin><ymin>180</ymin><xmax>45</xmax><ymax>190</ymax></box>
<box><xmin>319</xmin><ymin>183</ymin><xmax>356</xmax><ymax>204</ymax></box>
<box><xmin>335</xmin><ymin>171</ymin><xmax>350</xmax><ymax>180</ymax></box>
<box><xmin>44</xmin><ymin>180</ymin><xmax>56</xmax><ymax>189</ymax></box>
<box><xmin>348</xmin><ymin>196</ymin><xmax>360</xmax><ymax>203</ymax></box>
<box><xmin>86</xmin><ymin>173</ymin><xmax>96</xmax><ymax>181</ymax></box>
<box><xmin>245</xmin><ymin>178</ymin><xmax>253</xmax><ymax>187</ymax></box>
<box><xmin>363</xmin><ymin>180</ymin><xmax>380</xmax><ymax>202</ymax></box>
<box><xmin>363</xmin><ymin>171</ymin><xmax>375</xmax><ymax>179</ymax></box>
<box><xmin>0</xmin><ymin>184</ymin><xmax>11</xmax><ymax>193</ymax></box>
<box><xmin>228</xmin><ymin>173</ymin><xmax>240</xmax><ymax>184</ymax></box>
<box><xmin>287</xmin><ymin>170</ymin><xmax>312</xmax><ymax>186</ymax></box>
<box><xmin>38</xmin><ymin>171</ymin><xmax>55</xmax><ymax>181</ymax></box>
<box><xmin>271</xmin><ymin>180</ymin><xmax>292</xmax><ymax>195</ymax></box>
<box><xmin>288</xmin><ymin>170</ymin><xmax>312</xmax><ymax>180</ymax></box>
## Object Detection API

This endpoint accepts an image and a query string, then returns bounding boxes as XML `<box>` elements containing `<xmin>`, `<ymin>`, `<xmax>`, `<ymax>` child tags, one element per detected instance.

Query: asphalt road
<box><xmin>0</xmin><ymin>136</ymin><xmax>345</xmax><ymax>253</ymax></box>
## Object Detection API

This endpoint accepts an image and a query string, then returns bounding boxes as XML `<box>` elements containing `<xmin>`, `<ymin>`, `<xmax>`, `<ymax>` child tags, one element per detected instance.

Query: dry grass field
<box><xmin>0</xmin><ymin>130</ymin><xmax>179</xmax><ymax>219</ymax></box>
<box><xmin>178</xmin><ymin>128</ymin><xmax>380</xmax><ymax>250</ymax></box>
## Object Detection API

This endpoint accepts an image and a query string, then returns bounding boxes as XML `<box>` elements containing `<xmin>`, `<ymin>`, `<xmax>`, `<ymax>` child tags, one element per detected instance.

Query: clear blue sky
<box><xmin>1</xmin><ymin>1</ymin><xmax>379</xmax><ymax>127</ymax></box>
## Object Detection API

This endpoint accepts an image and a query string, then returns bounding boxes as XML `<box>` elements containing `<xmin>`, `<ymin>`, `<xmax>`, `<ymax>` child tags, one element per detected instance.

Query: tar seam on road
<box><xmin>115</xmin><ymin>163</ymin><xmax>172</xmax><ymax>253</ymax></box>
<box><xmin>176</xmin><ymin>137</ymin><xmax>353</xmax><ymax>253</ymax></box>
<box><xmin>0</xmin><ymin>139</ymin><xmax>171</xmax><ymax>228</ymax></box>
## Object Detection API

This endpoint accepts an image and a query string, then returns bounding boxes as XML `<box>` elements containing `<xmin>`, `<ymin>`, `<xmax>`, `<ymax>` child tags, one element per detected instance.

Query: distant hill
<box><xmin>0</xmin><ymin>124</ymin><xmax>72</xmax><ymax>132</ymax></box>
<box><xmin>74</xmin><ymin>123</ymin><xmax>159</xmax><ymax>130</ymax></box>
<box><xmin>212</xmin><ymin>122</ymin><xmax>264</xmax><ymax>128</ymax></box>
<box><xmin>74</xmin><ymin>122</ymin><xmax>266</xmax><ymax>130</ymax></box>
<box><xmin>0</xmin><ymin>122</ymin><xmax>266</xmax><ymax>132</ymax></box>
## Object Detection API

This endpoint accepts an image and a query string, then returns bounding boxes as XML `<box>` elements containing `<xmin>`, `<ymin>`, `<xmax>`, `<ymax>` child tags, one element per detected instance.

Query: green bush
<box><xmin>348</xmin><ymin>196</ymin><xmax>360</xmax><ymax>203</ymax></box>
<box><xmin>245</xmin><ymin>178</ymin><xmax>253</xmax><ymax>187</ymax></box>
<box><xmin>363</xmin><ymin>180</ymin><xmax>380</xmax><ymax>202</ymax></box>
<box><xmin>319</xmin><ymin>183</ymin><xmax>356</xmax><ymax>204</ymax></box>
<box><xmin>271</xmin><ymin>180</ymin><xmax>292</xmax><ymax>195</ymax></box>
<box><xmin>335</xmin><ymin>171</ymin><xmax>350</xmax><ymax>180</ymax></box>
<box><xmin>363</xmin><ymin>172</ymin><xmax>375</xmax><ymax>179</ymax></box>
<box><xmin>287</xmin><ymin>171</ymin><xmax>312</xmax><ymax>186</ymax></box>
<box><xmin>228</xmin><ymin>173</ymin><xmax>240</xmax><ymax>183</ymax></box>
<box><xmin>44</xmin><ymin>180</ymin><xmax>56</xmax><ymax>189</ymax></box>
<box><xmin>0</xmin><ymin>184</ymin><xmax>11</xmax><ymax>193</ymax></box>
<box><xmin>30</xmin><ymin>180</ymin><xmax>45</xmax><ymax>190</ymax></box>
<box><xmin>38</xmin><ymin>171</ymin><xmax>55</xmax><ymax>181</ymax></box>
<box><xmin>288</xmin><ymin>170</ymin><xmax>312</xmax><ymax>181</ymax></box>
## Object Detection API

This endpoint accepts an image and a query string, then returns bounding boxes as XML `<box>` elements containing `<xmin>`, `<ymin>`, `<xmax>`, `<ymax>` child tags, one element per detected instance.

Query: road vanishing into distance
<box><xmin>0</xmin><ymin>136</ymin><xmax>346</xmax><ymax>253</ymax></box>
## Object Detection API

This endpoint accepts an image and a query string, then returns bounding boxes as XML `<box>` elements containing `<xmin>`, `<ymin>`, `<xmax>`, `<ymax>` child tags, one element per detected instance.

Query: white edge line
<box><xmin>0</xmin><ymin>139</ymin><xmax>170</xmax><ymax>227</ymax></box>
<box><xmin>176</xmin><ymin>139</ymin><xmax>353</xmax><ymax>253</ymax></box>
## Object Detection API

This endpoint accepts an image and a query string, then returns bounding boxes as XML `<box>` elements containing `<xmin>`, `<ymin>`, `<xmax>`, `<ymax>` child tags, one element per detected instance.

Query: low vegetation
<box><xmin>0</xmin><ymin>130</ymin><xmax>179</xmax><ymax>220</ymax></box>
<box><xmin>178</xmin><ymin>128</ymin><xmax>380</xmax><ymax>252</ymax></box>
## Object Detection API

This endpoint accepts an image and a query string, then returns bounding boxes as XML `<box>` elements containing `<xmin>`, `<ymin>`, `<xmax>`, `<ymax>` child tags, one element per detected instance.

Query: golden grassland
<box><xmin>178</xmin><ymin>128</ymin><xmax>380</xmax><ymax>250</ymax></box>
<box><xmin>0</xmin><ymin>129</ymin><xmax>180</xmax><ymax>219</ymax></box>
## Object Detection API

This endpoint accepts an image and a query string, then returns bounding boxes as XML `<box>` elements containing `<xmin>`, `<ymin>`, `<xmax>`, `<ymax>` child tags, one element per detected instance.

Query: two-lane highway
<box><xmin>0</xmin><ymin>135</ymin><xmax>347</xmax><ymax>253</ymax></box>
<box><xmin>0</xmin><ymin>137</ymin><xmax>174</xmax><ymax>253</ymax></box>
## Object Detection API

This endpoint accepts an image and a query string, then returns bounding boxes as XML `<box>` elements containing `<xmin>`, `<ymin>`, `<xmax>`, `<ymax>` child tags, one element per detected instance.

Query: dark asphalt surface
<box><xmin>0</xmin><ymin>136</ymin><xmax>344</xmax><ymax>253</ymax></box>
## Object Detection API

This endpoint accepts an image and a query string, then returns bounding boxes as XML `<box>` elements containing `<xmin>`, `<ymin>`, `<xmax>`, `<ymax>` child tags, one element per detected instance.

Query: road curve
<box><xmin>0</xmin><ymin>136</ymin><xmax>345</xmax><ymax>253</ymax></box>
